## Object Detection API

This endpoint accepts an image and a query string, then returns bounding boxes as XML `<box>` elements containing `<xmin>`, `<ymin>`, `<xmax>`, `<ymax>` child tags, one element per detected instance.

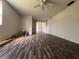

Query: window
<box><xmin>36</xmin><ymin>22</ymin><xmax>47</xmax><ymax>33</ymax></box>
<box><xmin>0</xmin><ymin>0</ymin><xmax>2</xmax><ymax>25</ymax></box>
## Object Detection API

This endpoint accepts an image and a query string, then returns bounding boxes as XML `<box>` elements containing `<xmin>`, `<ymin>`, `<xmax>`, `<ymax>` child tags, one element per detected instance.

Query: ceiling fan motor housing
<box><xmin>40</xmin><ymin>0</ymin><xmax>46</xmax><ymax>2</ymax></box>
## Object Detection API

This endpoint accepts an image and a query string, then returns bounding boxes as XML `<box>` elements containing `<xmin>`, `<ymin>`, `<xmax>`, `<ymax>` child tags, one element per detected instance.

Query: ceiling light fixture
<box><xmin>34</xmin><ymin>0</ymin><xmax>56</xmax><ymax>11</ymax></box>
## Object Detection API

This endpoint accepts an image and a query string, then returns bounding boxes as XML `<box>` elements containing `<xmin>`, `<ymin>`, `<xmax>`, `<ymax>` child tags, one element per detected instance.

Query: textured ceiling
<box><xmin>6</xmin><ymin>0</ymin><xmax>77</xmax><ymax>21</ymax></box>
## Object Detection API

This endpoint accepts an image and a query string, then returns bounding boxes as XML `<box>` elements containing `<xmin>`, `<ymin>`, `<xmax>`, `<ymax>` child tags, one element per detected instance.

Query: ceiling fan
<box><xmin>34</xmin><ymin>0</ymin><xmax>56</xmax><ymax>10</ymax></box>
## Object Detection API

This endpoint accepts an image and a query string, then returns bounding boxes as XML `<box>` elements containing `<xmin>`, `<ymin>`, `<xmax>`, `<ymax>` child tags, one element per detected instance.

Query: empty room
<box><xmin>0</xmin><ymin>0</ymin><xmax>79</xmax><ymax>59</ymax></box>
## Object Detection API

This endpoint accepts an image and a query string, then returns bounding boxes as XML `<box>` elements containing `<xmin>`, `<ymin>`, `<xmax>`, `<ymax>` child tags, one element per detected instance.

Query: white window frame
<box><xmin>0</xmin><ymin>0</ymin><xmax>2</xmax><ymax>25</ymax></box>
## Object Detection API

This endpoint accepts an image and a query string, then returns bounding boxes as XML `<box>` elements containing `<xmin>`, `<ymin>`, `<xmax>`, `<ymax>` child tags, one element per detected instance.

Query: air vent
<box><xmin>67</xmin><ymin>1</ymin><xmax>75</xmax><ymax>6</ymax></box>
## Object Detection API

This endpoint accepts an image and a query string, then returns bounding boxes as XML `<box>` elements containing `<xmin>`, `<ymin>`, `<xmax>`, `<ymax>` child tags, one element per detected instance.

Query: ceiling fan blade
<box><xmin>34</xmin><ymin>4</ymin><xmax>40</xmax><ymax>8</ymax></box>
<box><xmin>46</xmin><ymin>0</ymin><xmax>59</xmax><ymax>5</ymax></box>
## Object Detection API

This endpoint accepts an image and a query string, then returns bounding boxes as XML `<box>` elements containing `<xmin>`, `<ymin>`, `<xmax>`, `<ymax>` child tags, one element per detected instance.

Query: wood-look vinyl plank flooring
<box><xmin>0</xmin><ymin>33</ymin><xmax>79</xmax><ymax>59</ymax></box>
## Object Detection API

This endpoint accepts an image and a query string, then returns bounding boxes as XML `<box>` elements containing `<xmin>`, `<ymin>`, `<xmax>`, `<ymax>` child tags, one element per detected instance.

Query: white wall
<box><xmin>0</xmin><ymin>1</ymin><xmax>20</xmax><ymax>41</ymax></box>
<box><xmin>47</xmin><ymin>0</ymin><xmax>79</xmax><ymax>43</ymax></box>
<box><xmin>21</xmin><ymin>16</ymin><xmax>32</xmax><ymax>35</ymax></box>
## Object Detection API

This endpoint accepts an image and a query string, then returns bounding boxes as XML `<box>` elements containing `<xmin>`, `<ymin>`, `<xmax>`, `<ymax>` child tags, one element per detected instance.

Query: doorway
<box><xmin>36</xmin><ymin>22</ymin><xmax>47</xmax><ymax>33</ymax></box>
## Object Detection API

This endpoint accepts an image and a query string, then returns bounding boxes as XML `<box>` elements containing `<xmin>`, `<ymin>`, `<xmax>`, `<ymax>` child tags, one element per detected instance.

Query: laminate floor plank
<box><xmin>0</xmin><ymin>33</ymin><xmax>79</xmax><ymax>59</ymax></box>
